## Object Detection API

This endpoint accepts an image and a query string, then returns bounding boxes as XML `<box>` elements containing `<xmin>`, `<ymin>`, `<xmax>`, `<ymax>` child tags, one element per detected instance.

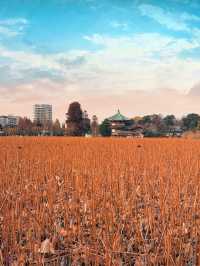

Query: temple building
<box><xmin>107</xmin><ymin>110</ymin><xmax>143</xmax><ymax>137</ymax></box>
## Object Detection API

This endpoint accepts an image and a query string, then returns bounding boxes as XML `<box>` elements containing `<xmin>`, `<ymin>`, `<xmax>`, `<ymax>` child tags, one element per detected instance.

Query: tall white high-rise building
<box><xmin>33</xmin><ymin>104</ymin><xmax>52</xmax><ymax>125</ymax></box>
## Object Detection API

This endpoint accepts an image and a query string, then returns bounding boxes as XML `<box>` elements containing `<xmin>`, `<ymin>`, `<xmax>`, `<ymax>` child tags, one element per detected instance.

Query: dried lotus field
<box><xmin>1</xmin><ymin>137</ymin><xmax>200</xmax><ymax>265</ymax></box>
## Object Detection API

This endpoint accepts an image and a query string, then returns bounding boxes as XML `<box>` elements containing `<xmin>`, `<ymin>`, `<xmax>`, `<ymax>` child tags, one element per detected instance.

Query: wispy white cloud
<box><xmin>0</xmin><ymin>18</ymin><xmax>28</xmax><ymax>26</ymax></box>
<box><xmin>82</xmin><ymin>32</ymin><xmax>200</xmax><ymax>94</ymax></box>
<box><xmin>0</xmin><ymin>45</ymin><xmax>91</xmax><ymax>87</ymax></box>
<box><xmin>0</xmin><ymin>26</ymin><xmax>19</xmax><ymax>37</ymax></box>
<box><xmin>1</xmin><ymin>31</ymin><xmax>200</xmax><ymax>93</ymax></box>
<box><xmin>138</xmin><ymin>4</ymin><xmax>200</xmax><ymax>32</ymax></box>
<box><xmin>0</xmin><ymin>18</ymin><xmax>28</xmax><ymax>37</ymax></box>
<box><xmin>84</xmin><ymin>33</ymin><xmax>198</xmax><ymax>57</ymax></box>
<box><xmin>110</xmin><ymin>21</ymin><xmax>128</xmax><ymax>30</ymax></box>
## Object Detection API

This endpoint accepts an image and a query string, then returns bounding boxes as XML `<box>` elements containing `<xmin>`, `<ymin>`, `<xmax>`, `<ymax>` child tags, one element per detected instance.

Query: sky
<box><xmin>0</xmin><ymin>0</ymin><xmax>200</xmax><ymax>121</ymax></box>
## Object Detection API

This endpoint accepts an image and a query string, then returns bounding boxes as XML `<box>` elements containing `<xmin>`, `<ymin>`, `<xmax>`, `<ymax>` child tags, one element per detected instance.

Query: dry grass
<box><xmin>0</xmin><ymin>137</ymin><xmax>200</xmax><ymax>265</ymax></box>
<box><xmin>183</xmin><ymin>131</ymin><xmax>200</xmax><ymax>139</ymax></box>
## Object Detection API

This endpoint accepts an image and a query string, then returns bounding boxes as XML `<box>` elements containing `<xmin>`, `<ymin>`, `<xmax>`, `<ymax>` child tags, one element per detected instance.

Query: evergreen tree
<box><xmin>99</xmin><ymin>119</ymin><xmax>111</xmax><ymax>136</ymax></box>
<box><xmin>66</xmin><ymin>102</ymin><xmax>90</xmax><ymax>136</ymax></box>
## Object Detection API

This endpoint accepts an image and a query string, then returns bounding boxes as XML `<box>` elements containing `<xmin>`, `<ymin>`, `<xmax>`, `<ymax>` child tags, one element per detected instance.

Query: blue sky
<box><xmin>1</xmin><ymin>0</ymin><xmax>200</xmax><ymax>120</ymax></box>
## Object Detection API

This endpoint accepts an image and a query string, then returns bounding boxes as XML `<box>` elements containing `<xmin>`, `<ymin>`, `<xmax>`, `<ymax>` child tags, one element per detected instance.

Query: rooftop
<box><xmin>107</xmin><ymin>110</ymin><xmax>130</xmax><ymax>121</ymax></box>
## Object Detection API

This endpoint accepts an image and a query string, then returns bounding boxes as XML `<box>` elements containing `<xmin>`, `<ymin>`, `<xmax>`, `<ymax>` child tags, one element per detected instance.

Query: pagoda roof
<box><xmin>107</xmin><ymin>110</ymin><xmax>130</xmax><ymax>121</ymax></box>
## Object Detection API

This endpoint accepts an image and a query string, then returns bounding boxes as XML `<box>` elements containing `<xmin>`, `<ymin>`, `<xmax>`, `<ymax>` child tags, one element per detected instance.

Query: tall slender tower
<box><xmin>91</xmin><ymin>115</ymin><xmax>99</xmax><ymax>136</ymax></box>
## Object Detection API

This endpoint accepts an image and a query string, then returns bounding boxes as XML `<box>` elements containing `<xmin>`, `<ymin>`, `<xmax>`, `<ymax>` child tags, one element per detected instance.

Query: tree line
<box><xmin>99</xmin><ymin>113</ymin><xmax>200</xmax><ymax>137</ymax></box>
<box><xmin>0</xmin><ymin>102</ymin><xmax>99</xmax><ymax>137</ymax></box>
<box><xmin>1</xmin><ymin>101</ymin><xmax>200</xmax><ymax>136</ymax></box>
<box><xmin>0</xmin><ymin>118</ymin><xmax>65</xmax><ymax>136</ymax></box>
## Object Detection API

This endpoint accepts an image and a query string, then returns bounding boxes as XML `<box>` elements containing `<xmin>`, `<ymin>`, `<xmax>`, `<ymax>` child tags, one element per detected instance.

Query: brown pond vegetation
<box><xmin>0</xmin><ymin>137</ymin><xmax>200</xmax><ymax>265</ymax></box>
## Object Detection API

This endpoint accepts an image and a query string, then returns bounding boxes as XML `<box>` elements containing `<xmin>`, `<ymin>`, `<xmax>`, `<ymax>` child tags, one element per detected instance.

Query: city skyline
<box><xmin>0</xmin><ymin>0</ymin><xmax>200</xmax><ymax>120</ymax></box>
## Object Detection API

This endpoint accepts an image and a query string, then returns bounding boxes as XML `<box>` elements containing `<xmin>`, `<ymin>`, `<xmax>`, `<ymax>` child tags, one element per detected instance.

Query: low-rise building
<box><xmin>0</xmin><ymin>116</ymin><xmax>8</xmax><ymax>128</ymax></box>
<box><xmin>0</xmin><ymin>115</ymin><xmax>20</xmax><ymax>128</ymax></box>
<box><xmin>165</xmin><ymin>126</ymin><xmax>183</xmax><ymax>137</ymax></box>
